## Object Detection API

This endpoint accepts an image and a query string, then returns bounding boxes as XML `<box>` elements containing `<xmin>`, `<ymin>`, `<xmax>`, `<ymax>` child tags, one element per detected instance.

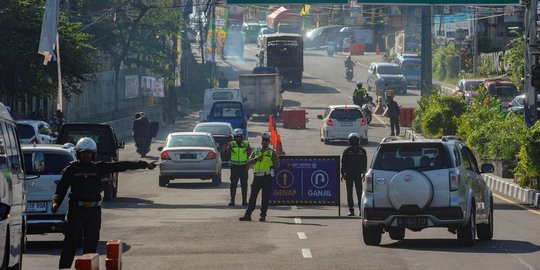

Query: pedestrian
<box><xmin>387</xmin><ymin>94</ymin><xmax>400</xmax><ymax>136</ymax></box>
<box><xmin>381</xmin><ymin>83</ymin><xmax>389</xmax><ymax>108</ymax></box>
<box><xmin>340</xmin><ymin>133</ymin><xmax>367</xmax><ymax>216</ymax></box>
<box><xmin>218</xmin><ymin>72</ymin><xmax>229</xmax><ymax>88</ymax></box>
<box><xmin>52</xmin><ymin>137</ymin><xmax>157</xmax><ymax>269</ymax></box>
<box><xmin>239</xmin><ymin>132</ymin><xmax>279</xmax><ymax>222</ymax></box>
<box><xmin>228</xmin><ymin>128</ymin><xmax>251</xmax><ymax>206</ymax></box>
<box><xmin>132</xmin><ymin>113</ymin><xmax>151</xmax><ymax>157</ymax></box>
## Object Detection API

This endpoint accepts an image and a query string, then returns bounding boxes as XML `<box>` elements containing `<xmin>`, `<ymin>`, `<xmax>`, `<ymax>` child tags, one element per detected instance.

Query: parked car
<box><xmin>257</xmin><ymin>27</ymin><xmax>274</xmax><ymax>48</ymax></box>
<box><xmin>361</xmin><ymin>136</ymin><xmax>494</xmax><ymax>246</ymax></box>
<box><xmin>55</xmin><ymin>123</ymin><xmax>125</xmax><ymax>201</ymax></box>
<box><xmin>508</xmin><ymin>94</ymin><xmax>540</xmax><ymax>114</ymax></box>
<box><xmin>193</xmin><ymin>122</ymin><xmax>233</xmax><ymax>165</ymax></box>
<box><xmin>23</xmin><ymin>143</ymin><xmax>76</xmax><ymax>234</ymax></box>
<box><xmin>317</xmin><ymin>105</ymin><xmax>368</xmax><ymax>145</ymax></box>
<box><xmin>207</xmin><ymin>101</ymin><xmax>248</xmax><ymax>139</ymax></box>
<box><xmin>455</xmin><ymin>78</ymin><xmax>484</xmax><ymax>99</ymax></box>
<box><xmin>366</xmin><ymin>63</ymin><xmax>407</xmax><ymax>94</ymax></box>
<box><xmin>158</xmin><ymin>132</ymin><xmax>222</xmax><ymax>187</ymax></box>
<box><xmin>483</xmin><ymin>79</ymin><xmax>519</xmax><ymax>108</ymax></box>
<box><xmin>199</xmin><ymin>88</ymin><xmax>244</xmax><ymax>122</ymax></box>
<box><xmin>16</xmin><ymin>120</ymin><xmax>56</xmax><ymax>144</ymax></box>
<box><xmin>304</xmin><ymin>25</ymin><xmax>343</xmax><ymax>49</ymax></box>
<box><xmin>242</xmin><ymin>22</ymin><xmax>265</xmax><ymax>43</ymax></box>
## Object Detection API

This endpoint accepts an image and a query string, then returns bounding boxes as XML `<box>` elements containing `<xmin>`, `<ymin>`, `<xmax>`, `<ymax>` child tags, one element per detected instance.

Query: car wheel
<box><xmin>362</xmin><ymin>224</ymin><xmax>382</xmax><ymax>246</ymax></box>
<box><xmin>388</xmin><ymin>228</ymin><xmax>405</xmax><ymax>240</ymax></box>
<box><xmin>212</xmin><ymin>171</ymin><xmax>222</xmax><ymax>186</ymax></box>
<box><xmin>323</xmin><ymin>138</ymin><xmax>330</xmax><ymax>145</ymax></box>
<box><xmin>457</xmin><ymin>203</ymin><xmax>476</xmax><ymax>246</ymax></box>
<box><xmin>477</xmin><ymin>197</ymin><xmax>493</xmax><ymax>241</ymax></box>
<box><xmin>159</xmin><ymin>176</ymin><xmax>170</xmax><ymax>187</ymax></box>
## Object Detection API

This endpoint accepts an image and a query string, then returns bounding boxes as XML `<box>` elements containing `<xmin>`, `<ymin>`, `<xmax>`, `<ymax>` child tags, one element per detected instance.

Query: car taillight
<box><xmin>450</xmin><ymin>170</ymin><xmax>460</xmax><ymax>191</ymax></box>
<box><xmin>160</xmin><ymin>151</ymin><xmax>171</xmax><ymax>160</ymax></box>
<box><xmin>205</xmin><ymin>151</ymin><xmax>216</xmax><ymax>159</ymax></box>
<box><xmin>360</xmin><ymin>118</ymin><xmax>367</xmax><ymax>126</ymax></box>
<box><xmin>365</xmin><ymin>170</ymin><xmax>373</xmax><ymax>192</ymax></box>
<box><xmin>327</xmin><ymin>118</ymin><xmax>333</xmax><ymax>126</ymax></box>
<box><xmin>31</xmin><ymin>137</ymin><xmax>41</xmax><ymax>144</ymax></box>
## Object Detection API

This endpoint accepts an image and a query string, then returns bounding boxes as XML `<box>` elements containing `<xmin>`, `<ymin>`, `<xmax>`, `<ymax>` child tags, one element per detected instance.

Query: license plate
<box><xmin>27</xmin><ymin>201</ymin><xmax>48</xmax><ymax>213</ymax></box>
<box><xmin>179</xmin><ymin>153</ymin><xmax>197</xmax><ymax>159</ymax></box>
<box><xmin>340</xmin><ymin>121</ymin><xmax>353</xmax><ymax>126</ymax></box>
<box><xmin>397</xmin><ymin>217</ymin><xmax>428</xmax><ymax>227</ymax></box>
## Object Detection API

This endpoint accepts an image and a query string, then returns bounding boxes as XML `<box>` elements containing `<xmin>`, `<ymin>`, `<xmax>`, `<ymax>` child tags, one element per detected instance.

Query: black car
<box><xmin>56</xmin><ymin>123</ymin><xmax>125</xmax><ymax>201</ymax></box>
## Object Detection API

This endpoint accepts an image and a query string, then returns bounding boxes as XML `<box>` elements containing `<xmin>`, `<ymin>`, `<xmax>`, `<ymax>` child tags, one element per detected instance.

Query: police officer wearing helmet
<box><xmin>239</xmin><ymin>132</ymin><xmax>279</xmax><ymax>222</ymax></box>
<box><xmin>52</xmin><ymin>137</ymin><xmax>157</xmax><ymax>269</ymax></box>
<box><xmin>341</xmin><ymin>133</ymin><xmax>367</xmax><ymax>216</ymax></box>
<box><xmin>228</xmin><ymin>128</ymin><xmax>252</xmax><ymax>206</ymax></box>
<box><xmin>353</xmin><ymin>81</ymin><xmax>368</xmax><ymax>106</ymax></box>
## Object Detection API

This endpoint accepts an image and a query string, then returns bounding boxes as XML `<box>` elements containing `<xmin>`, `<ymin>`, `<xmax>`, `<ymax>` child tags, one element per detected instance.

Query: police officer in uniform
<box><xmin>52</xmin><ymin>137</ymin><xmax>157</xmax><ymax>269</ymax></box>
<box><xmin>228</xmin><ymin>128</ymin><xmax>251</xmax><ymax>206</ymax></box>
<box><xmin>341</xmin><ymin>133</ymin><xmax>367</xmax><ymax>216</ymax></box>
<box><xmin>239</xmin><ymin>132</ymin><xmax>279</xmax><ymax>222</ymax></box>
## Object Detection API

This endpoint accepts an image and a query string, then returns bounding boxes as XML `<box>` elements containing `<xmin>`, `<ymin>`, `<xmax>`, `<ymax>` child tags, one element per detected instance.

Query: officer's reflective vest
<box><xmin>230</xmin><ymin>140</ymin><xmax>249</xmax><ymax>165</ymax></box>
<box><xmin>253</xmin><ymin>147</ymin><xmax>274</xmax><ymax>175</ymax></box>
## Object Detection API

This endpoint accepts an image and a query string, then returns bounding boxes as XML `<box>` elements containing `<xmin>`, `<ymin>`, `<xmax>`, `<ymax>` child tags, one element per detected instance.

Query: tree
<box><xmin>0</xmin><ymin>0</ymin><xmax>96</xmax><ymax>103</ymax></box>
<box><xmin>503</xmin><ymin>32</ymin><xmax>525</xmax><ymax>90</ymax></box>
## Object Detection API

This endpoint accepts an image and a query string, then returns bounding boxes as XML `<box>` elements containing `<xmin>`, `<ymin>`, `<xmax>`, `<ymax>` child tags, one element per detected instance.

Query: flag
<box><xmin>38</xmin><ymin>0</ymin><xmax>59</xmax><ymax>65</ymax></box>
<box><xmin>301</xmin><ymin>4</ymin><xmax>311</xmax><ymax>15</ymax></box>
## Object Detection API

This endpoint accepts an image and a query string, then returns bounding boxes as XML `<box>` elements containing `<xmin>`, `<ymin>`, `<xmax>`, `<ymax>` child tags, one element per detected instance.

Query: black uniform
<box><xmin>132</xmin><ymin>117</ymin><xmax>151</xmax><ymax>156</ymax></box>
<box><xmin>54</xmin><ymin>160</ymin><xmax>149</xmax><ymax>269</ymax></box>
<box><xmin>341</xmin><ymin>146</ymin><xmax>367</xmax><ymax>212</ymax></box>
<box><xmin>387</xmin><ymin>99</ymin><xmax>400</xmax><ymax>136</ymax></box>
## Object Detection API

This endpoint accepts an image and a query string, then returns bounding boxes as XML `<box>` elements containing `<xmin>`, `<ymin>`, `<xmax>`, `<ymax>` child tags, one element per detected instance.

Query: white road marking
<box><xmin>373</xmin><ymin>113</ymin><xmax>389</xmax><ymax>128</ymax></box>
<box><xmin>297</xmin><ymin>232</ymin><xmax>307</xmax><ymax>240</ymax></box>
<box><xmin>302</xmin><ymin>248</ymin><xmax>313</xmax><ymax>258</ymax></box>
<box><xmin>291</xmin><ymin>206</ymin><xmax>298</xmax><ymax>210</ymax></box>
<box><xmin>294</xmin><ymin>218</ymin><xmax>302</xmax><ymax>224</ymax></box>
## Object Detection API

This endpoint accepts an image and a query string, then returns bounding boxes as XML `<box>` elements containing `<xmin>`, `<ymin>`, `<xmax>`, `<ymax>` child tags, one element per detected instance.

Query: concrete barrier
<box><xmin>482</xmin><ymin>174</ymin><xmax>540</xmax><ymax>208</ymax></box>
<box><xmin>74</xmin><ymin>253</ymin><xmax>99</xmax><ymax>270</ymax></box>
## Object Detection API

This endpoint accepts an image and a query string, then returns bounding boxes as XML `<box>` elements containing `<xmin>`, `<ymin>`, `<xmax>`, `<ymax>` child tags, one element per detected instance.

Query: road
<box><xmin>24</xmin><ymin>45</ymin><xmax>540</xmax><ymax>270</ymax></box>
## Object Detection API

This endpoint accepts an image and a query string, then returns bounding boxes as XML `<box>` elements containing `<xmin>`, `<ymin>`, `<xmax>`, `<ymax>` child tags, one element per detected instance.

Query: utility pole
<box><xmin>473</xmin><ymin>6</ymin><xmax>478</xmax><ymax>76</ymax></box>
<box><xmin>524</xmin><ymin>0</ymin><xmax>538</xmax><ymax>125</ymax></box>
<box><xmin>420</xmin><ymin>5</ymin><xmax>433</xmax><ymax>96</ymax></box>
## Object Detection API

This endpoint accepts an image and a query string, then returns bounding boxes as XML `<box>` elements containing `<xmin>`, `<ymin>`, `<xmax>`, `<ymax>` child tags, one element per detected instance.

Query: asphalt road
<box><xmin>23</xmin><ymin>45</ymin><xmax>540</xmax><ymax>270</ymax></box>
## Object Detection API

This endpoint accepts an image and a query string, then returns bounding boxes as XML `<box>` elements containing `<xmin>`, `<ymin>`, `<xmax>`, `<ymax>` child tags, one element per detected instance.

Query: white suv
<box><xmin>318</xmin><ymin>105</ymin><xmax>368</xmax><ymax>144</ymax></box>
<box><xmin>361</xmin><ymin>136</ymin><xmax>494</xmax><ymax>246</ymax></box>
<box><xmin>22</xmin><ymin>143</ymin><xmax>76</xmax><ymax>234</ymax></box>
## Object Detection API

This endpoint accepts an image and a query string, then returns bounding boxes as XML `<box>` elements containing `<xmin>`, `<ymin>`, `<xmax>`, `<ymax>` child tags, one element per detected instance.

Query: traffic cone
<box><xmin>376</xmin><ymin>43</ymin><xmax>381</xmax><ymax>55</ymax></box>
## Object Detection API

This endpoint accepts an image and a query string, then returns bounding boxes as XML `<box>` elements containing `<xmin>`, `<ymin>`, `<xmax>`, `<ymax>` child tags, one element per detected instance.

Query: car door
<box><xmin>463</xmin><ymin>146</ymin><xmax>488</xmax><ymax>219</ymax></box>
<box><xmin>459</xmin><ymin>145</ymin><xmax>482</xmax><ymax>217</ymax></box>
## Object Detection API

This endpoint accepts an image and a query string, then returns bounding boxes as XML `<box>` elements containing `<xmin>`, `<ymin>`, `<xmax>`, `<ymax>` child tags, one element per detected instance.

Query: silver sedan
<box><xmin>158</xmin><ymin>132</ymin><xmax>222</xmax><ymax>187</ymax></box>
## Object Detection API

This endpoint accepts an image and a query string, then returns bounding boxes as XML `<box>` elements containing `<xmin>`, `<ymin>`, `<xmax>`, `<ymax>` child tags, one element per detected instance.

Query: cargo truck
<box><xmin>239</xmin><ymin>73</ymin><xmax>283</xmax><ymax>117</ymax></box>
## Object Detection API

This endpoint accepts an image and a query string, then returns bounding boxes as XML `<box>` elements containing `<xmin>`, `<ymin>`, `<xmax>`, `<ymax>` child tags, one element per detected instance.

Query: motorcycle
<box><xmin>326</xmin><ymin>41</ymin><xmax>335</xmax><ymax>57</ymax></box>
<box><xmin>345</xmin><ymin>67</ymin><xmax>354</xmax><ymax>82</ymax></box>
<box><xmin>361</xmin><ymin>96</ymin><xmax>374</xmax><ymax>125</ymax></box>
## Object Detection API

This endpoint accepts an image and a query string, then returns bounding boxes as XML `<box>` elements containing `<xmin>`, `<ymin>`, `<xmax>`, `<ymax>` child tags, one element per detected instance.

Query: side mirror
<box><xmin>32</xmin><ymin>152</ymin><xmax>45</xmax><ymax>174</ymax></box>
<box><xmin>117</xmin><ymin>142</ymin><xmax>125</xmax><ymax>149</ymax></box>
<box><xmin>317</xmin><ymin>115</ymin><xmax>323</xmax><ymax>120</ymax></box>
<box><xmin>157</xmin><ymin>146</ymin><xmax>164</xmax><ymax>151</ymax></box>
<box><xmin>481</xmin><ymin>163</ymin><xmax>494</xmax><ymax>173</ymax></box>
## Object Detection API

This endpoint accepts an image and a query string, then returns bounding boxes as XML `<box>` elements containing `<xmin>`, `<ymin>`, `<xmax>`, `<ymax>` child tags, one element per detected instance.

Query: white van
<box><xmin>0</xmin><ymin>102</ymin><xmax>35</xmax><ymax>269</ymax></box>
<box><xmin>199</xmin><ymin>88</ymin><xmax>244</xmax><ymax>122</ymax></box>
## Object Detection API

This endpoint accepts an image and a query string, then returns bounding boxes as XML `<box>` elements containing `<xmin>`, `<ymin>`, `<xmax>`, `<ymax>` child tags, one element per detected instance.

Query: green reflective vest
<box><xmin>230</xmin><ymin>140</ymin><xmax>249</xmax><ymax>165</ymax></box>
<box><xmin>253</xmin><ymin>147</ymin><xmax>274</xmax><ymax>174</ymax></box>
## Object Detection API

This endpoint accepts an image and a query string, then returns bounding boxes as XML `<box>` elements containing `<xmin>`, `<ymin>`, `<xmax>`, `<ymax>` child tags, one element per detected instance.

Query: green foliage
<box><xmin>0</xmin><ymin>0</ymin><xmax>96</xmax><ymax>100</ymax></box>
<box><xmin>477</xmin><ymin>53</ymin><xmax>497</xmax><ymax>77</ymax></box>
<box><xmin>412</xmin><ymin>89</ymin><xmax>468</xmax><ymax>138</ymax></box>
<box><xmin>513</xmin><ymin>121</ymin><xmax>540</xmax><ymax>188</ymax></box>
<box><xmin>503</xmin><ymin>33</ymin><xmax>525</xmax><ymax>90</ymax></box>
<box><xmin>432</xmin><ymin>43</ymin><xmax>461</xmax><ymax>81</ymax></box>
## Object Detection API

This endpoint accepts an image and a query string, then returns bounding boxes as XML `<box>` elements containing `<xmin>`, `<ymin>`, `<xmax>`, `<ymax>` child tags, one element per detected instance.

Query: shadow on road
<box><xmin>493</xmin><ymin>202</ymin><xmax>529</xmax><ymax>211</ymax></box>
<box><xmin>103</xmin><ymin>197</ymin><xmax>232</xmax><ymax>210</ymax></box>
<box><xmin>26</xmin><ymin>240</ymin><xmax>132</xmax><ymax>255</ymax></box>
<box><xmin>283</xmin><ymin>99</ymin><xmax>301</xmax><ymax>107</ymax></box>
<box><xmin>286</xmin><ymin>82</ymin><xmax>340</xmax><ymax>94</ymax></box>
<box><xmin>166</xmin><ymin>181</ymin><xmax>229</xmax><ymax>190</ymax></box>
<box><xmin>381</xmin><ymin>239</ymin><xmax>540</xmax><ymax>254</ymax></box>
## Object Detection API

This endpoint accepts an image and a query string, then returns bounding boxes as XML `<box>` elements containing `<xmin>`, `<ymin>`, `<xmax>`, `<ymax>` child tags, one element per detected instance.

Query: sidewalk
<box><xmin>404</xmin><ymin>129</ymin><xmax>540</xmax><ymax>208</ymax></box>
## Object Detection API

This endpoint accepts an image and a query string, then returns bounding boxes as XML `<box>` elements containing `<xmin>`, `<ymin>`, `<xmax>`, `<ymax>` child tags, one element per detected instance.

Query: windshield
<box><xmin>329</xmin><ymin>109</ymin><xmax>363</xmax><ymax>120</ymax></box>
<box><xmin>267</xmin><ymin>39</ymin><xmax>302</xmax><ymax>66</ymax></box>
<box><xmin>166</xmin><ymin>135</ymin><xmax>213</xmax><ymax>148</ymax></box>
<box><xmin>373</xmin><ymin>143</ymin><xmax>451</xmax><ymax>171</ymax></box>
<box><xmin>402</xmin><ymin>62</ymin><xmax>420</xmax><ymax>71</ymax></box>
<box><xmin>194</xmin><ymin>125</ymin><xmax>231</xmax><ymax>135</ymax></box>
<box><xmin>24</xmin><ymin>153</ymin><xmax>74</xmax><ymax>175</ymax></box>
<box><xmin>16</xmin><ymin>124</ymin><xmax>35</xmax><ymax>139</ymax></box>
<box><xmin>377</xmin><ymin>66</ymin><xmax>403</xmax><ymax>75</ymax></box>
<box><xmin>465</xmin><ymin>81</ymin><xmax>483</xmax><ymax>91</ymax></box>
<box><xmin>488</xmin><ymin>84</ymin><xmax>518</xmax><ymax>97</ymax></box>
<box><xmin>211</xmin><ymin>103</ymin><xmax>244</xmax><ymax>118</ymax></box>
<box><xmin>212</xmin><ymin>91</ymin><xmax>234</xmax><ymax>100</ymax></box>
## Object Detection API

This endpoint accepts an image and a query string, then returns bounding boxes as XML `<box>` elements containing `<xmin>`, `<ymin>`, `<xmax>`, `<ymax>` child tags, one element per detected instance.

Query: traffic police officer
<box><xmin>341</xmin><ymin>133</ymin><xmax>367</xmax><ymax>216</ymax></box>
<box><xmin>228</xmin><ymin>128</ymin><xmax>251</xmax><ymax>206</ymax></box>
<box><xmin>52</xmin><ymin>137</ymin><xmax>157</xmax><ymax>269</ymax></box>
<box><xmin>239</xmin><ymin>132</ymin><xmax>279</xmax><ymax>222</ymax></box>
<box><xmin>353</xmin><ymin>81</ymin><xmax>368</xmax><ymax>106</ymax></box>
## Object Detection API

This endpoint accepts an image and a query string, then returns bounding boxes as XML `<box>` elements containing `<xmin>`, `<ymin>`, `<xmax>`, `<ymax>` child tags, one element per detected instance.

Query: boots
<box><xmin>228</xmin><ymin>189</ymin><xmax>236</xmax><ymax>206</ymax></box>
<box><xmin>347</xmin><ymin>208</ymin><xmax>355</xmax><ymax>216</ymax></box>
<box><xmin>239</xmin><ymin>211</ymin><xmax>251</xmax><ymax>221</ymax></box>
<box><xmin>241</xmin><ymin>186</ymin><xmax>248</xmax><ymax>206</ymax></box>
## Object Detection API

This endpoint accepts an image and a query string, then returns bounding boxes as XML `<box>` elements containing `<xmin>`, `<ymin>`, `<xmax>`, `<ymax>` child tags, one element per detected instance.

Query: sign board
<box><xmin>227</xmin><ymin>0</ymin><xmax>347</xmax><ymax>3</ymax></box>
<box><xmin>124</xmin><ymin>75</ymin><xmax>139</xmax><ymax>99</ymax></box>
<box><xmin>354</xmin><ymin>0</ymin><xmax>519</xmax><ymax>4</ymax></box>
<box><xmin>269</xmin><ymin>155</ymin><xmax>340</xmax><ymax>206</ymax></box>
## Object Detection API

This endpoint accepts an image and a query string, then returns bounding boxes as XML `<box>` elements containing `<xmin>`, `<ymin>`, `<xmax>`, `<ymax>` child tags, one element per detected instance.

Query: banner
<box><xmin>269</xmin><ymin>155</ymin><xmax>340</xmax><ymax>206</ymax></box>
<box><xmin>124</xmin><ymin>75</ymin><xmax>139</xmax><ymax>99</ymax></box>
<box><xmin>141</xmin><ymin>76</ymin><xmax>164</xmax><ymax>97</ymax></box>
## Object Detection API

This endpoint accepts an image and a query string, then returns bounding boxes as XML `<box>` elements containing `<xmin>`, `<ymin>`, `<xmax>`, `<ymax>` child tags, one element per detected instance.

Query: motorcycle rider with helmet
<box><xmin>352</xmin><ymin>81</ymin><xmax>368</xmax><ymax>106</ymax></box>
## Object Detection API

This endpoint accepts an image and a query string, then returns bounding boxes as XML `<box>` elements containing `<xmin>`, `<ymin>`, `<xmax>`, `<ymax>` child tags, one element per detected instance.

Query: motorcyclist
<box><xmin>132</xmin><ymin>113</ymin><xmax>151</xmax><ymax>158</ymax></box>
<box><xmin>352</xmin><ymin>81</ymin><xmax>368</xmax><ymax>106</ymax></box>
<box><xmin>344</xmin><ymin>55</ymin><xmax>355</xmax><ymax>70</ymax></box>
<box><xmin>49</xmin><ymin>110</ymin><xmax>66</xmax><ymax>133</ymax></box>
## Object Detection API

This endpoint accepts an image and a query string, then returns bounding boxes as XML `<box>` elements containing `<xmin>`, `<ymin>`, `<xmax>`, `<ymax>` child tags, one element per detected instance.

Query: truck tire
<box><xmin>362</xmin><ymin>224</ymin><xmax>382</xmax><ymax>246</ymax></box>
<box><xmin>159</xmin><ymin>176</ymin><xmax>170</xmax><ymax>187</ymax></box>
<box><xmin>457</xmin><ymin>203</ymin><xmax>476</xmax><ymax>246</ymax></box>
<box><xmin>477</xmin><ymin>197</ymin><xmax>493</xmax><ymax>241</ymax></box>
<box><xmin>388</xmin><ymin>228</ymin><xmax>405</xmax><ymax>240</ymax></box>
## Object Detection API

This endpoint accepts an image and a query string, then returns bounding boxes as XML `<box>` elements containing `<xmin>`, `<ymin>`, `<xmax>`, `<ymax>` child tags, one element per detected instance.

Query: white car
<box><xmin>22</xmin><ymin>143</ymin><xmax>76</xmax><ymax>234</ymax></box>
<box><xmin>317</xmin><ymin>105</ymin><xmax>368</xmax><ymax>144</ymax></box>
<box><xmin>16</xmin><ymin>120</ymin><xmax>56</xmax><ymax>144</ymax></box>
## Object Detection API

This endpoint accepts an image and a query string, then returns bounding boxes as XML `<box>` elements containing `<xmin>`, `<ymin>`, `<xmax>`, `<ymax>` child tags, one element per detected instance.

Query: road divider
<box><xmin>268</xmin><ymin>115</ymin><xmax>285</xmax><ymax>155</ymax></box>
<box><xmin>106</xmin><ymin>239</ymin><xmax>123</xmax><ymax>270</ymax></box>
<box><xmin>74</xmin><ymin>253</ymin><xmax>99</xmax><ymax>270</ymax></box>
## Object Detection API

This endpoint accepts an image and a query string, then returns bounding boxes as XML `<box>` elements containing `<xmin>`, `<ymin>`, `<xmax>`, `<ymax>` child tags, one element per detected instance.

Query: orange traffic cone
<box><xmin>376</xmin><ymin>43</ymin><xmax>381</xmax><ymax>55</ymax></box>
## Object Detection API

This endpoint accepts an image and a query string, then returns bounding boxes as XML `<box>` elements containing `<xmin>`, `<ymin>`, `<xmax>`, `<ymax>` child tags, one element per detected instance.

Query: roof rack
<box><xmin>380</xmin><ymin>136</ymin><xmax>401</xmax><ymax>143</ymax></box>
<box><xmin>441</xmin><ymin>135</ymin><xmax>462</xmax><ymax>142</ymax></box>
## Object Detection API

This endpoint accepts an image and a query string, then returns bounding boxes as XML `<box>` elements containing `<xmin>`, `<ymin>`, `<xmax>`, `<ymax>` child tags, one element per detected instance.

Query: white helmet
<box><xmin>348</xmin><ymin>133</ymin><xmax>360</xmax><ymax>144</ymax></box>
<box><xmin>75</xmin><ymin>137</ymin><xmax>97</xmax><ymax>153</ymax></box>
<box><xmin>261</xmin><ymin>132</ymin><xmax>271</xmax><ymax>140</ymax></box>
<box><xmin>233</xmin><ymin>128</ymin><xmax>243</xmax><ymax>137</ymax></box>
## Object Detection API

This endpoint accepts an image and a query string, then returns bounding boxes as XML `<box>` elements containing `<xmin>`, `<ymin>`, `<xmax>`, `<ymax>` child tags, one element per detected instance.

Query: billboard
<box><xmin>269</xmin><ymin>155</ymin><xmax>340</xmax><ymax>206</ymax></box>
<box><xmin>124</xmin><ymin>75</ymin><xmax>139</xmax><ymax>99</ymax></box>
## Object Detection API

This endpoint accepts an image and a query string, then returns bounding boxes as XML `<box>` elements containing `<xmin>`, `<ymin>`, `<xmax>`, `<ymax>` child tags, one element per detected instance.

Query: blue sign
<box><xmin>269</xmin><ymin>156</ymin><xmax>340</xmax><ymax>206</ymax></box>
